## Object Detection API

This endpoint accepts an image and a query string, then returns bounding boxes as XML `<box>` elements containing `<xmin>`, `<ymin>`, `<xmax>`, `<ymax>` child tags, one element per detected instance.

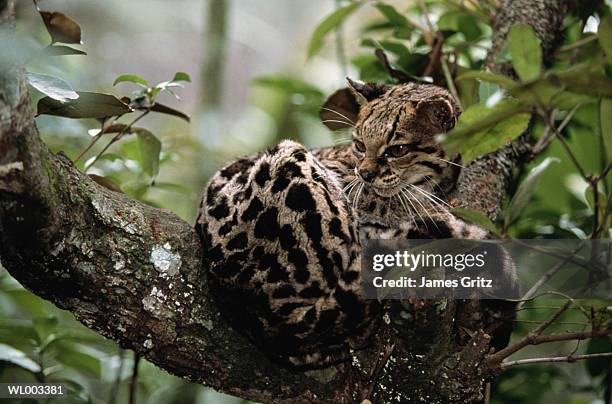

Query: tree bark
<box><xmin>0</xmin><ymin>0</ymin><xmax>566</xmax><ymax>403</ymax></box>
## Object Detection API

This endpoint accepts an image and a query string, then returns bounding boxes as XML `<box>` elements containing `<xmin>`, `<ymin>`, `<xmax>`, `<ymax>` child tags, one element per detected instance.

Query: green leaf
<box><xmin>307</xmin><ymin>1</ymin><xmax>363</xmax><ymax>59</ymax></box>
<box><xmin>601</xmin><ymin>98</ymin><xmax>612</xmax><ymax>164</ymax></box>
<box><xmin>40</xmin><ymin>45</ymin><xmax>86</xmax><ymax>57</ymax></box>
<box><xmin>374</xmin><ymin>3</ymin><xmax>408</xmax><ymax>28</ymax></box>
<box><xmin>507</xmin><ymin>24</ymin><xmax>542</xmax><ymax>82</ymax></box>
<box><xmin>33</xmin><ymin>316</ymin><xmax>58</xmax><ymax>344</ymax></box>
<box><xmin>55</xmin><ymin>344</ymin><xmax>101</xmax><ymax>378</ymax></box>
<box><xmin>451</xmin><ymin>208</ymin><xmax>501</xmax><ymax>236</ymax></box>
<box><xmin>504</xmin><ymin>157</ymin><xmax>560</xmax><ymax>227</ymax></box>
<box><xmin>136</xmin><ymin>129</ymin><xmax>162</xmax><ymax>178</ymax></box>
<box><xmin>456</xmin><ymin>71</ymin><xmax>516</xmax><ymax>88</ymax></box>
<box><xmin>113</xmin><ymin>74</ymin><xmax>149</xmax><ymax>87</ymax></box>
<box><xmin>0</xmin><ymin>343</ymin><xmax>41</xmax><ymax>373</ymax></box>
<box><xmin>26</xmin><ymin>72</ymin><xmax>79</xmax><ymax>102</ymax></box>
<box><xmin>598</xmin><ymin>15</ymin><xmax>612</xmax><ymax>64</ymax></box>
<box><xmin>441</xmin><ymin>100</ymin><xmax>530</xmax><ymax>162</ymax></box>
<box><xmin>172</xmin><ymin>72</ymin><xmax>191</xmax><ymax>82</ymax></box>
<box><xmin>253</xmin><ymin>76</ymin><xmax>323</xmax><ymax>97</ymax></box>
<box><xmin>36</xmin><ymin>92</ymin><xmax>131</xmax><ymax>119</ymax></box>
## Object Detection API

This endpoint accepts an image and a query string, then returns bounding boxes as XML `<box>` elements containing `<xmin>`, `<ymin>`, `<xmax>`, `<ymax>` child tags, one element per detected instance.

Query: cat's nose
<box><xmin>359</xmin><ymin>169</ymin><xmax>377</xmax><ymax>182</ymax></box>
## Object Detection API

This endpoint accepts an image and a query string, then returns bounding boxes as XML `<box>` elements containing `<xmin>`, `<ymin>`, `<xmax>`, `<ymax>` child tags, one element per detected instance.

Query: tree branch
<box><xmin>501</xmin><ymin>352</ymin><xmax>612</xmax><ymax>369</ymax></box>
<box><xmin>449</xmin><ymin>0</ymin><xmax>568</xmax><ymax>219</ymax></box>
<box><xmin>0</xmin><ymin>0</ymin><xmax>570</xmax><ymax>402</ymax></box>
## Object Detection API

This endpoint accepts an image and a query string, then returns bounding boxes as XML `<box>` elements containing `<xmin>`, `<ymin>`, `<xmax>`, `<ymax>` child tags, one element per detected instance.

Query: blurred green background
<box><xmin>1</xmin><ymin>0</ymin><xmax>611</xmax><ymax>403</ymax></box>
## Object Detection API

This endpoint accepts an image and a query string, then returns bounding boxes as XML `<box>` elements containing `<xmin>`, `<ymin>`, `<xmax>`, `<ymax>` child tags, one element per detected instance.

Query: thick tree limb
<box><xmin>0</xmin><ymin>0</ymin><xmax>568</xmax><ymax>403</ymax></box>
<box><xmin>450</xmin><ymin>0</ymin><xmax>567</xmax><ymax>219</ymax></box>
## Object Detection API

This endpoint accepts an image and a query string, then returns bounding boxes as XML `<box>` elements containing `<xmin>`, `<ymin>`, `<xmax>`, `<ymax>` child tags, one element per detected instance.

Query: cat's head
<box><xmin>321</xmin><ymin>79</ymin><xmax>462</xmax><ymax>198</ymax></box>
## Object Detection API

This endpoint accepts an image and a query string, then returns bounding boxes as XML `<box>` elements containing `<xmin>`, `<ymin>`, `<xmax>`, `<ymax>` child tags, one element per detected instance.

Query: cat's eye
<box><xmin>353</xmin><ymin>140</ymin><xmax>366</xmax><ymax>153</ymax></box>
<box><xmin>385</xmin><ymin>144</ymin><xmax>410</xmax><ymax>158</ymax></box>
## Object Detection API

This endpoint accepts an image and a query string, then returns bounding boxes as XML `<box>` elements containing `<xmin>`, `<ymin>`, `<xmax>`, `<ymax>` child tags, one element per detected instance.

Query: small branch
<box><xmin>591</xmin><ymin>179</ymin><xmax>600</xmax><ymax>239</ymax></box>
<box><xmin>84</xmin><ymin>110</ymin><xmax>150</xmax><ymax>171</ymax></box>
<box><xmin>440</xmin><ymin>52</ymin><xmax>461</xmax><ymax>109</ymax></box>
<box><xmin>530</xmin><ymin>329</ymin><xmax>611</xmax><ymax>345</ymax></box>
<box><xmin>488</xmin><ymin>299</ymin><xmax>572</xmax><ymax>364</ymax></box>
<box><xmin>517</xmin><ymin>242</ymin><xmax>585</xmax><ymax>310</ymax></box>
<box><xmin>557</xmin><ymin>35</ymin><xmax>598</xmax><ymax>53</ymax></box>
<box><xmin>129</xmin><ymin>353</ymin><xmax>141</xmax><ymax>404</ymax></box>
<box><xmin>501</xmin><ymin>352</ymin><xmax>612</xmax><ymax>369</ymax></box>
<box><xmin>549</xmin><ymin>114</ymin><xmax>590</xmax><ymax>181</ymax></box>
<box><xmin>531</xmin><ymin>106</ymin><xmax>579</xmax><ymax>159</ymax></box>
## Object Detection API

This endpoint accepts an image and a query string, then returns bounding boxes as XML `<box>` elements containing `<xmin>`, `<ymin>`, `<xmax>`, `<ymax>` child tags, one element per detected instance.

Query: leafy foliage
<box><xmin>1</xmin><ymin>1</ymin><xmax>611</xmax><ymax>403</ymax></box>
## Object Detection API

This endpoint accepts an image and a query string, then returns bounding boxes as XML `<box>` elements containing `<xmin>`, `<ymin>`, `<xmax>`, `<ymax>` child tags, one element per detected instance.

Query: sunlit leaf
<box><xmin>504</xmin><ymin>157</ymin><xmax>560</xmax><ymax>227</ymax></box>
<box><xmin>600</xmin><ymin>98</ymin><xmax>612</xmax><ymax>164</ymax></box>
<box><xmin>307</xmin><ymin>1</ymin><xmax>363</xmax><ymax>59</ymax></box>
<box><xmin>441</xmin><ymin>100</ymin><xmax>530</xmax><ymax>162</ymax></box>
<box><xmin>39</xmin><ymin>11</ymin><xmax>82</xmax><ymax>44</ymax></box>
<box><xmin>507</xmin><ymin>24</ymin><xmax>542</xmax><ymax>82</ymax></box>
<box><xmin>456</xmin><ymin>71</ymin><xmax>516</xmax><ymax>88</ymax></box>
<box><xmin>0</xmin><ymin>343</ymin><xmax>41</xmax><ymax>373</ymax></box>
<box><xmin>374</xmin><ymin>3</ymin><xmax>409</xmax><ymax>28</ymax></box>
<box><xmin>37</xmin><ymin>92</ymin><xmax>131</xmax><ymax>119</ymax></box>
<box><xmin>26</xmin><ymin>72</ymin><xmax>79</xmax><ymax>102</ymax></box>
<box><xmin>452</xmin><ymin>208</ymin><xmax>501</xmax><ymax>236</ymax></box>
<box><xmin>136</xmin><ymin>129</ymin><xmax>162</xmax><ymax>178</ymax></box>
<box><xmin>598</xmin><ymin>15</ymin><xmax>612</xmax><ymax>64</ymax></box>
<box><xmin>172</xmin><ymin>72</ymin><xmax>191</xmax><ymax>82</ymax></box>
<box><xmin>40</xmin><ymin>45</ymin><xmax>86</xmax><ymax>57</ymax></box>
<box><xmin>113</xmin><ymin>74</ymin><xmax>149</xmax><ymax>88</ymax></box>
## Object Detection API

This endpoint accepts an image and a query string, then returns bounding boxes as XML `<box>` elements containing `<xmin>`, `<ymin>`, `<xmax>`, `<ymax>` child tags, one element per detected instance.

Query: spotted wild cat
<box><xmin>196</xmin><ymin>79</ymin><xmax>516</xmax><ymax>367</ymax></box>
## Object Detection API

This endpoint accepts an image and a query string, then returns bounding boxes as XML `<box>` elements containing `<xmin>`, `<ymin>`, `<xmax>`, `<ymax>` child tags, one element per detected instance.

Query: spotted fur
<box><xmin>197</xmin><ymin>81</ymin><xmax>517</xmax><ymax>368</ymax></box>
<box><xmin>197</xmin><ymin>141</ymin><xmax>379</xmax><ymax>367</ymax></box>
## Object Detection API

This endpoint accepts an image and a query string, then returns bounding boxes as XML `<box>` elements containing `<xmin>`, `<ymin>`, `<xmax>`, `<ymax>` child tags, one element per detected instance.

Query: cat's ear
<box><xmin>319</xmin><ymin>78</ymin><xmax>389</xmax><ymax>131</ymax></box>
<box><xmin>346</xmin><ymin>77</ymin><xmax>390</xmax><ymax>106</ymax></box>
<box><xmin>319</xmin><ymin>87</ymin><xmax>360</xmax><ymax>131</ymax></box>
<box><xmin>415</xmin><ymin>97</ymin><xmax>458</xmax><ymax>133</ymax></box>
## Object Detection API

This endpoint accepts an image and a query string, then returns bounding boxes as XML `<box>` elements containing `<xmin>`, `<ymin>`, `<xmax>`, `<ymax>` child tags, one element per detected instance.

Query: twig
<box><xmin>417</xmin><ymin>0</ymin><xmax>461</xmax><ymax>107</ymax></box>
<box><xmin>549</xmin><ymin>116</ymin><xmax>590</xmax><ymax>181</ymax></box>
<box><xmin>516</xmin><ymin>242</ymin><xmax>585</xmax><ymax>310</ymax></box>
<box><xmin>557</xmin><ymin>35</ymin><xmax>598</xmax><ymax>53</ymax></box>
<box><xmin>440</xmin><ymin>52</ymin><xmax>461</xmax><ymax>109</ymax></box>
<box><xmin>509</xmin><ymin>239</ymin><xmax>606</xmax><ymax>274</ymax></box>
<box><xmin>528</xmin><ymin>329</ymin><xmax>612</xmax><ymax>346</ymax></box>
<box><xmin>75</xmin><ymin>118</ymin><xmax>118</xmax><ymax>163</ymax></box>
<box><xmin>531</xmin><ymin>106</ymin><xmax>579</xmax><ymax>159</ymax></box>
<box><xmin>501</xmin><ymin>352</ymin><xmax>612</xmax><ymax>369</ymax></box>
<box><xmin>129</xmin><ymin>353</ymin><xmax>141</xmax><ymax>404</ymax></box>
<box><xmin>488</xmin><ymin>299</ymin><xmax>573</xmax><ymax>364</ymax></box>
<box><xmin>84</xmin><ymin>110</ymin><xmax>150</xmax><ymax>171</ymax></box>
<box><xmin>592</xmin><ymin>180</ymin><xmax>600</xmax><ymax>239</ymax></box>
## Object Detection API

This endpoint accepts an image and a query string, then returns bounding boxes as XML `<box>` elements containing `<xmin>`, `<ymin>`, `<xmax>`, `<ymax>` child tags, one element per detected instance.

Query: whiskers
<box><xmin>320</xmin><ymin>107</ymin><xmax>355</xmax><ymax>127</ymax></box>
<box><xmin>396</xmin><ymin>181</ymin><xmax>452</xmax><ymax>230</ymax></box>
<box><xmin>343</xmin><ymin>178</ymin><xmax>365</xmax><ymax>210</ymax></box>
<box><xmin>432</xmin><ymin>156</ymin><xmax>465</xmax><ymax>168</ymax></box>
